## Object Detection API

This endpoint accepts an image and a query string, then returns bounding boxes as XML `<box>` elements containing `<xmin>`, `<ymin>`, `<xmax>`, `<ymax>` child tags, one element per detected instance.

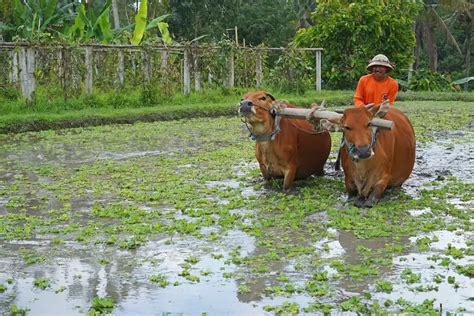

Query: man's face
<box><xmin>371</xmin><ymin>66</ymin><xmax>389</xmax><ymax>81</ymax></box>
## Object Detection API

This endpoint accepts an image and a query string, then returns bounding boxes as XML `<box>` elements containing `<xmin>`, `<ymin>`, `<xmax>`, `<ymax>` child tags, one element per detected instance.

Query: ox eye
<box><xmin>344</xmin><ymin>126</ymin><xmax>352</xmax><ymax>131</ymax></box>
<box><xmin>259</xmin><ymin>96</ymin><xmax>266</xmax><ymax>101</ymax></box>
<box><xmin>367</xmin><ymin>122</ymin><xmax>372</xmax><ymax>128</ymax></box>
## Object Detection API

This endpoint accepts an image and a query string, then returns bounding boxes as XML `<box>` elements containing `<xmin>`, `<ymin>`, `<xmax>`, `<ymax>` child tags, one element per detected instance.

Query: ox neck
<box><xmin>248</xmin><ymin>114</ymin><xmax>282</xmax><ymax>141</ymax></box>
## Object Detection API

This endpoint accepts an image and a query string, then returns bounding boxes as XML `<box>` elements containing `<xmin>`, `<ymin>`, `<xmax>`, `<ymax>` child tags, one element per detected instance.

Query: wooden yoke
<box><xmin>275</xmin><ymin>107</ymin><xmax>394</xmax><ymax>130</ymax></box>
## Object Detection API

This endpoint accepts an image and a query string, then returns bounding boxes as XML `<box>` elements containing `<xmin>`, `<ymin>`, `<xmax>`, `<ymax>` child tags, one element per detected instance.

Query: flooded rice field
<box><xmin>0</xmin><ymin>110</ymin><xmax>473</xmax><ymax>315</ymax></box>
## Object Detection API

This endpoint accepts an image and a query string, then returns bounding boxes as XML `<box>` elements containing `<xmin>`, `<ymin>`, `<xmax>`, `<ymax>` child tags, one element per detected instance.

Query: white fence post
<box><xmin>9</xmin><ymin>50</ymin><xmax>19</xmax><ymax>84</ymax></box>
<box><xmin>26</xmin><ymin>48</ymin><xmax>36</xmax><ymax>100</ymax></box>
<box><xmin>142</xmin><ymin>49</ymin><xmax>151</xmax><ymax>84</ymax></box>
<box><xmin>85</xmin><ymin>46</ymin><xmax>93</xmax><ymax>95</ymax></box>
<box><xmin>117</xmin><ymin>50</ymin><xmax>125</xmax><ymax>87</ymax></box>
<box><xmin>228</xmin><ymin>51</ymin><xmax>234</xmax><ymax>88</ymax></box>
<box><xmin>315</xmin><ymin>50</ymin><xmax>322</xmax><ymax>91</ymax></box>
<box><xmin>18</xmin><ymin>47</ymin><xmax>36</xmax><ymax>102</ymax></box>
<box><xmin>194</xmin><ymin>52</ymin><xmax>201</xmax><ymax>91</ymax></box>
<box><xmin>183</xmin><ymin>48</ymin><xmax>191</xmax><ymax>95</ymax></box>
<box><xmin>256</xmin><ymin>51</ymin><xmax>263</xmax><ymax>87</ymax></box>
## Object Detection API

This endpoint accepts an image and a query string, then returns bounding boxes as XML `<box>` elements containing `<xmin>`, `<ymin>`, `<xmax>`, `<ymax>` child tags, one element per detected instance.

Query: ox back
<box><xmin>255</xmin><ymin>116</ymin><xmax>331</xmax><ymax>181</ymax></box>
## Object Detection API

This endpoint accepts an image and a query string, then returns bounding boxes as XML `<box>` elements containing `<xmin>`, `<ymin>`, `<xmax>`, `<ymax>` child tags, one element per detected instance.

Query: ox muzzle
<box><xmin>239</xmin><ymin>100</ymin><xmax>253</xmax><ymax>116</ymax></box>
<box><xmin>346</xmin><ymin>143</ymin><xmax>374</xmax><ymax>161</ymax></box>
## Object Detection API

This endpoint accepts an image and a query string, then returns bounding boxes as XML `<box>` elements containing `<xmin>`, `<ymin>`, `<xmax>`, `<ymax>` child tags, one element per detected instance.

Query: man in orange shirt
<box><xmin>353</xmin><ymin>54</ymin><xmax>398</xmax><ymax>107</ymax></box>
<box><xmin>335</xmin><ymin>54</ymin><xmax>398</xmax><ymax>171</ymax></box>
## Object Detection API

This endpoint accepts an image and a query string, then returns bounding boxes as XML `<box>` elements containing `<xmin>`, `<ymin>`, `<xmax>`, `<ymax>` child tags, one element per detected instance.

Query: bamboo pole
<box><xmin>277</xmin><ymin>107</ymin><xmax>393</xmax><ymax>130</ymax></box>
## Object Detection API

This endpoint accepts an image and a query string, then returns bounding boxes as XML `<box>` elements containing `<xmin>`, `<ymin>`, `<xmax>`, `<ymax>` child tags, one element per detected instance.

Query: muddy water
<box><xmin>0</xmin><ymin>120</ymin><xmax>473</xmax><ymax>314</ymax></box>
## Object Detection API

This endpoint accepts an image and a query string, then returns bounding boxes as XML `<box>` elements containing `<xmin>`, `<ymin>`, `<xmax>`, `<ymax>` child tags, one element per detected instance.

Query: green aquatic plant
<box><xmin>456</xmin><ymin>264</ymin><xmax>474</xmax><ymax>277</ymax></box>
<box><xmin>149</xmin><ymin>274</ymin><xmax>170</xmax><ymax>288</ymax></box>
<box><xmin>374</xmin><ymin>279</ymin><xmax>393</xmax><ymax>293</ymax></box>
<box><xmin>33</xmin><ymin>277</ymin><xmax>50</xmax><ymax>290</ymax></box>
<box><xmin>263</xmin><ymin>302</ymin><xmax>299</xmax><ymax>314</ymax></box>
<box><xmin>401</xmin><ymin>268</ymin><xmax>421</xmax><ymax>284</ymax></box>
<box><xmin>88</xmin><ymin>296</ymin><xmax>115</xmax><ymax>315</ymax></box>
<box><xmin>8</xmin><ymin>305</ymin><xmax>30</xmax><ymax>316</ymax></box>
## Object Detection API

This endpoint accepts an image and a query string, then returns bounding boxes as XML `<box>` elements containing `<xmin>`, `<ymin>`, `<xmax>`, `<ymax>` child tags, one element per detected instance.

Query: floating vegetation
<box><xmin>0</xmin><ymin>101</ymin><xmax>473</xmax><ymax>314</ymax></box>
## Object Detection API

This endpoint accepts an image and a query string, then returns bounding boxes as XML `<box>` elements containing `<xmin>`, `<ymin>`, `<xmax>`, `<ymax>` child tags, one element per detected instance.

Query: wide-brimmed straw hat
<box><xmin>367</xmin><ymin>54</ymin><xmax>394</xmax><ymax>71</ymax></box>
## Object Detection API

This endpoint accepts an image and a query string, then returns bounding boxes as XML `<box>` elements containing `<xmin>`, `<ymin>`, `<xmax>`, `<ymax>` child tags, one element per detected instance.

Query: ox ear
<box><xmin>266</xmin><ymin>93</ymin><xmax>275</xmax><ymax>101</ymax></box>
<box><xmin>367</xmin><ymin>100</ymin><xmax>389</xmax><ymax>118</ymax></box>
<box><xmin>319</xmin><ymin>118</ymin><xmax>343</xmax><ymax>132</ymax></box>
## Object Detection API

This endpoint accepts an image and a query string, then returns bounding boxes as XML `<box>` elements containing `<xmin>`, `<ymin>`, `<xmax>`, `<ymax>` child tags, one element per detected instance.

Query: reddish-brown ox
<box><xmin>239</xmin><ymin>91</ymin><xmax>331</xmax><ymax>190</ymax></box>
<box><xmin>325</xmin><ymin>103</ymin><xmax>415</xmax><ymax>207</ymax></box>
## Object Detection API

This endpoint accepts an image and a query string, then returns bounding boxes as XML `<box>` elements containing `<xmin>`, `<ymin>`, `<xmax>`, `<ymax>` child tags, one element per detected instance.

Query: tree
<box><xmin>236</xmin><ymin>0</ymin><xmax>296</xmax><ymax>47</ymax></box>
<box><xmin>415</xmin><ymin>1</ymin><xmax>464</xmax><ymax>72</ymax></box>
<box><xmin>291</xmin><ymin>0</ymin><xmax>316</xmax><ymax>29</ymax></box>
<box><xmin>293</xmin><ymin>0</ymin><xmax>422</xmax><ymax>89</ymax></box>
<box><xmin>167</xmin><ymin>0</ymin><xmax>241</xmax><ymax>43</ymax></box>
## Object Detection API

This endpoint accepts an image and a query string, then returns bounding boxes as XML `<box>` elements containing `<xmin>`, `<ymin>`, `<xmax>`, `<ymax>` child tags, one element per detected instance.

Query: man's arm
<box><xmin>353</xmin><ymin>77</ymin><xmax>366</xmax><ymax>106</ymax></box>
<box><xmin>388</xmin><ymin>78</ymin><xmax>399</xmax><ymax>105</ymax></box>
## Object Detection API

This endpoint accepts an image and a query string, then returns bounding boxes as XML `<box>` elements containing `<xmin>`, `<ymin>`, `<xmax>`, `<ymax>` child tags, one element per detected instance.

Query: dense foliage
<box><xmin>0</xmin><ymin>0</ymin><xmax>471</xmax><ymax>93</ymax></box>
<box><xmin>293</xmin><ymin>0</ymin><xmax>422</xmax><ymax>89</ymax></box>
<box><xmin>167</xmin><ymin>0</ymin><xmax>297</xmax><ymax>47</ymax></box>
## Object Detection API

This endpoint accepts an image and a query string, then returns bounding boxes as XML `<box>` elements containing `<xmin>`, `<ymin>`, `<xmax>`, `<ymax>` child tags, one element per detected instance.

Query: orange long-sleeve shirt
<box><xmin>353</xmin><ymin>74</ymin><xmax>399</xmax><ymax>106</ymax></box>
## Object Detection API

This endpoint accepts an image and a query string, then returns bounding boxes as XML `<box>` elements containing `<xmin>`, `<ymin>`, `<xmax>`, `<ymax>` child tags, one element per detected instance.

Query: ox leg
<box><xmin>282</xmin><ymin>167</ymin><xmax>296</xmax><ymax>191</ymax></box>
<box><xmin>344</xmin><ymin>177</ymin><xmax>357</xmax><ymax>197</ymax></box>
<box><xmin>345</xmin><ymin>178</ymin><xmax>363</xmax><ymax>205</ymax></box>
<box><xmin>364</xmin><ymin>178</ymin><xmax>388</xmax><ymax>208</ymax></box>
<box><xmin>353</xmin><ymin>195</ymin><xmax>367</xmax><ymax>207</ymax></box>
<box><xmin>259</xmin><ymin>163</ymin><xmax>271</xmax><ymax>180</ymax></box>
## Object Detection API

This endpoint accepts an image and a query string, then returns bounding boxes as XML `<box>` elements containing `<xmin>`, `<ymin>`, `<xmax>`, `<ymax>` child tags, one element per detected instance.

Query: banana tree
<box><xmin>67</xmin><ymin>0</ymin><xmax>113</xmax><ymax>43</ymax></box>
<box><xmin>0</xmin><ymin>0</ymin><xmax>75</xmax><ymax>41</ymax></box>
<box><xmin>130</xmin><ymin>0</ymin><xmax>172</xmax><ymax>45</ymax></box>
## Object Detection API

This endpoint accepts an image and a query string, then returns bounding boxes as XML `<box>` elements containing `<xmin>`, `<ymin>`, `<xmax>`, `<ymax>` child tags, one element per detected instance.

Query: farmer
<box><xmin>353</xmin><ymin>54</ymin><xmax>398</xmax><ymax>107</ymax></box>
<box><xmin>334</xmin><ymin>54</ymin><xmax>399</xmax><ymax>171</ymax></box>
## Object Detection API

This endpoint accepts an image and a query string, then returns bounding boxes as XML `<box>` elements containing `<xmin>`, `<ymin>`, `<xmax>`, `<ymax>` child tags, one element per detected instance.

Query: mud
<box><xmin>0</xmin><ymin>118</ymin><xmax>472</xmax><ymax>314</ymax></box>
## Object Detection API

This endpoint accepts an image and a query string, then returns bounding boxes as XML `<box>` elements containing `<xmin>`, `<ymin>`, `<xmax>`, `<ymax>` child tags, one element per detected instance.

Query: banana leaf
<box><xmin>158</xmin><ymin>22</ymin><xmax>172</xmax><ymax>45</ymax></box>
<box><xmin>95</xmin><ymin>7</ymin><xmax>113</xmax><ymax>43</ymax></box>
<box><xmin>130</xmin><ymin>0</ymin><xmax>147</xmax><ymax>45</ymax></box>
<box><xmin>452</xmin><ymin>77</ymin><xmax>474</xmax><ymax>85</ymax></box>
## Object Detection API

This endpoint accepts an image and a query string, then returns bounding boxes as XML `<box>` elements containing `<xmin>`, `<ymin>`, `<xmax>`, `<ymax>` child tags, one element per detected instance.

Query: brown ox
<box><xmin>324</xmin><ymin>103</ymin><xmax>415</xmax><ymax>207</ymax></box>
<box><xmin>239</xmin><ymin>91</ymin><xmax>331</xmax><ymax>190</ymax></box>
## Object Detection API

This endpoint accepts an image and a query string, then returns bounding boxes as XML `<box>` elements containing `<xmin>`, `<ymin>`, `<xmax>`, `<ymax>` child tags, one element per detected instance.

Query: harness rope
<box><xmin>241</xmin><ymin>102</ymin><xmax>327</xmax><ymax>142</ymax></box>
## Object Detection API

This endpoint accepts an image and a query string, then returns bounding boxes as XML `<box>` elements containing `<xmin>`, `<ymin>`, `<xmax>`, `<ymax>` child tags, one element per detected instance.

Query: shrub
<box><xmin>408</xmin><ymin>69</ymin><xmax>456</xmax><ymax>92</ymax></box>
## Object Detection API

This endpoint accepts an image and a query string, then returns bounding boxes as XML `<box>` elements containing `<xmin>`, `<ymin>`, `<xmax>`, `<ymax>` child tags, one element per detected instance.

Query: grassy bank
<box><xmin>0</xmin><ymin>87</ymin><xmax>473</xmax><ymax>133</ymax></box>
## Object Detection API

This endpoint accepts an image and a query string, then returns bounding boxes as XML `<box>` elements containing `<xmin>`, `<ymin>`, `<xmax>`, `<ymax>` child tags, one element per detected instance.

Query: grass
<box><xmin>2</xmin><ymin>86</ymin><xmax>472</xmax><ymax>133</ymax></box>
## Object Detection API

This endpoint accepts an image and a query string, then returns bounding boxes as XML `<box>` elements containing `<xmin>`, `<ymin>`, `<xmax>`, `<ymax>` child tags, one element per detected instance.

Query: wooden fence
<box><xmin>0</xmin><ymin>43</ymin><xmax>323</xmax><ymax>102</ymax></box>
